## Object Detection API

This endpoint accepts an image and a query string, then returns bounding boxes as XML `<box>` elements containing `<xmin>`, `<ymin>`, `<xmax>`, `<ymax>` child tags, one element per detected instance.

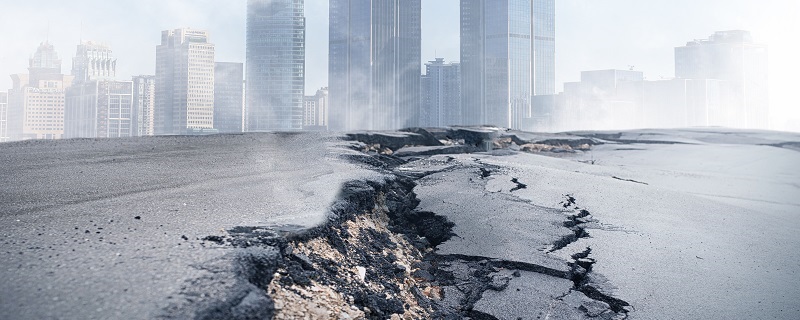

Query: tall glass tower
<box><xmin>329</xmin><ymin>0</ymin><xmax>421</xmax><ymax>131</ymax></box>
<box><xmin>461</xmin><ymin>0</ymin><xmax>554</xmax><ymax>129</ymax></box>
<box><xmin>532</xmin><ymin>0</ymin><xmax>555</xmax><ymax>96</ymax></box>
<box><xmin>246</xmin><ymin>0</ymin><xmax>305</xmax><ymax>131</ymax></box>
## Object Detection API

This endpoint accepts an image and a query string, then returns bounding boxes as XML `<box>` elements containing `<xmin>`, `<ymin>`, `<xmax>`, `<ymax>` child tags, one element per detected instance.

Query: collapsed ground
<box><xmin>188</xmin><ymin>127</ymin><xmax>633</xmax><ymax>320</ymax></box>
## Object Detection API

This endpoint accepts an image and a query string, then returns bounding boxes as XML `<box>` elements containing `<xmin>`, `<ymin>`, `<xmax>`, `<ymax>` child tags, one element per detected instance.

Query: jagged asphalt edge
<box><xmin>159</xmin><ymin>141</ymin><xmax>459</xmax><ymax>319</ymax></box>
<box><xmin>342</xmin><ymin>130</ymin><xmax>633</xmax><ymax>319</ymax></box>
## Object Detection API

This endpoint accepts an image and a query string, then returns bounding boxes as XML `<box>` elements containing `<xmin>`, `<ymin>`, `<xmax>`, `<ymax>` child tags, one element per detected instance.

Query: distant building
<box><xmin>420</xmin><ymin>58</ymin><xmax>461</xmax><ymax>128</ymax></box>
<box><xmin>640</xmin><ymin>79</ymin><xmax>736</xmax><ymax>129</ymax></box>
<box><xmin>0</xmin><ymin>92</ymin><xmax>7</xmax><ymax>142</ymax></box>
<box><xmin>71</xmin><ymin>42</ymin><xmax>116</xmax><ymax>83</ymax></box>
<box><xmin>246</xmin><ymin>0</ymin><xmax>305</xmax><ymax>131</ymax></box>
<box><xmin>461</xmin><ymin>0</ymin><xmax>555</xmax><ymax>130</ymax></box>
<box><xmin>132</xmin><ymin>75</ymin><xmax>156</xmax><ymax>136</ymax></box>
<box><xmin>214</xmin><ymin>62</ymin><xmax>244</xmax><ymax>133</ymax></box>
<box><xmin>553</xmin><ymin>69</ymin><xmax>740</xmax><ymax>131</ymax></box>
<box><xmin>329</xmin><ymin>0</ymin><xmax>421</xmax><ymax>131</ymax></box>
<box><xmin>65</xmin><ymin>42</ymin><xmax>135</xmax><ymax>139</ymax></box>
<box><xmin>65</xmin><ymin>80</ymin><xmax>134</xmax><ymax>138</ymax></box>
<box><xmin>7</xmin><ymin>42</ymin><xmax>74</xmax><ymax>141</ymax></box>
<box><xmin>303</xmin><ymin>87</ymin><xmax>328</xmax><ymax>130</ymax></box>
<box><xmin>675</xmin><ymin>30</ymin><xmax>768</xmax><ymax>128</ymax></box>
<box><xmin>557</xmin><ymin>70</ymin><xmax>644</xmax><ymax>131</ymax></box>
<box><xmin>155</xmin><ymin>28</ymin><xmax>215</xmax><ymax>135</ymax></box>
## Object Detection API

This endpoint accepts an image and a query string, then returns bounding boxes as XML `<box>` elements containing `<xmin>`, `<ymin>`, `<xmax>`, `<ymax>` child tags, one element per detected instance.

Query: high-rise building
<box><xmin>155</xmin><ymin>28</ymin><xmax>215</xmax><ymax>135</ymax></box>
<box><xmin>461</xmin><ymin>0</ymin><xmax>555</xmax><ymax>130</ymax></box>
<box><xmin>65</xmin><ymin>42</ymin><xmax>135</xmax><ymax>139</ymax></box>
<box><xmin>420</xmin><ymin>58</ymin><xmax>461</xmax><ymax>128</ymax></box>
<box><xmin>132</xmin><ymin>75</ymin><xmax>156</xmax><ymax>136</ymax></box>
<box><xmin>675</xmin><ymin>30</ymin><xmax>768</xmax><ymax>128</ymax></box>
<box><xmin>214</xmin><ymin>62</ymin><xmax>244</xmax><ymax>133</ymax></box>
<box><xmin>7</xmin><ymin>42</ymin><xmax>73</xmax><ymax>141</ymax></box>
<box><xmin>71</xmin><ymin>42</ymin><xmax>116</xmax><ymax>83</ymax></box>
<box><xmin>532</xmin><ymin>0</ymin><xmax>556</xmax><ymax>96</ymax></box>
<box><xmin>302</xmin><ymin>87</ymin><xmax>329</xmax><ymax>130</ymax></box>
<box><xmin>329</xmin><ymin>0</ymin><xmax>421</xmax><ymax>131</ymax></box>
<box><xmin>246</xmin><ymin>0</ymin><xmax>305</xmax><ymax>131</ymax></box>
<box><xmin>64</xmin><ymin>80</ymin><xmax>134</xmax><ymax>138</ymax></box>
<box><xmin>0</xmin><ymin>92</ymin><xmax>8</xmax><ymax>142</ymax></box>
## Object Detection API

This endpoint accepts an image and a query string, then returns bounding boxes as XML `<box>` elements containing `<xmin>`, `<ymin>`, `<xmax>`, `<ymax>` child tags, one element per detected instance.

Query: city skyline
<box><xmin>0</xmin><ymin>0</ymin><xmax>797</xmax><ymax>131</ymax></box>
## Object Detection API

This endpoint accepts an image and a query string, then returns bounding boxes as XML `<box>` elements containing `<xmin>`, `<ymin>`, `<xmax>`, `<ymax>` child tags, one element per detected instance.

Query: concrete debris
<box><xmin>356</xmin><ymin>266</ymin><xmax>367</xmax><ymax>282</ymax></box>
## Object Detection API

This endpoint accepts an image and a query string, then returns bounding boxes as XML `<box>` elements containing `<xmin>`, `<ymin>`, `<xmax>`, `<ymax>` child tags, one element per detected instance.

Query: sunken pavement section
<box><xmin>177</xmin><ymin>127</ymin><xmax>632</xmax><ymax>320</ymax></box>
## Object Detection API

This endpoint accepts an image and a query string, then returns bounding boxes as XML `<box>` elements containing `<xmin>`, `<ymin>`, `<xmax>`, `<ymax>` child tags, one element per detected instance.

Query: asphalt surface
<box><xmin>1</xmin><ymin>128</ymin><xmax>798</xmax><ymax>319</ymax></box>
<box><xmin>0</xmin><ymin>133</ymin><xmax>375</xmax><ymax>319</ymax></box>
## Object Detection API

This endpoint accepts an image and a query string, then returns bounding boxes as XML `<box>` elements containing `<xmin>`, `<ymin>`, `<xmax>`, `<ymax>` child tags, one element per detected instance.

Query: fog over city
<box><xmin>2</xmin><ymin>2</ymin><xmax>800</xmax><ymax>319</ymax></box>
<box><xmin>0</xmin><ymin>0</ymin><xmax>797</xmax><ymax>134</ymax></box>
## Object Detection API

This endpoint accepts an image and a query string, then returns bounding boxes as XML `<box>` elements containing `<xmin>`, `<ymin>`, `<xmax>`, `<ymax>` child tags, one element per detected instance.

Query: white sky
<box><xmin>1</xmin><ymin>0</ymin><xmax>798</xmax><ymax>130</ymax></box>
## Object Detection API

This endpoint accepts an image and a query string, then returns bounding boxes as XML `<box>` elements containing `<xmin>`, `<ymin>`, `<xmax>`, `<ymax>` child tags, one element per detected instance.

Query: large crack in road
<box><xmin>182</xmin><ymin>131</ymin><xmax>633</xmax><ymax>319</ymax></box>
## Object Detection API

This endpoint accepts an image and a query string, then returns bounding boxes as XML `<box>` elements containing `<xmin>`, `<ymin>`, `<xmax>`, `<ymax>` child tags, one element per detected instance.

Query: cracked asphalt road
<box><xmin>466</xmin><ymin>129</ymin><xmax>800</xmax><ymax>319</ymax></box>
<box><xmin>1</xmin><ymin>128</ymin><xmax>798</xmax><ymax>319</ymax></box>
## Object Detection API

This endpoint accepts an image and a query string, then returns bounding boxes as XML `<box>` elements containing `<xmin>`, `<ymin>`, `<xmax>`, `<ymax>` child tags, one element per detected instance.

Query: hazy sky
<box><xmin>2</xmin><ymin>0</ymin><xmax>798</xmax><ymax>129</ymax></box>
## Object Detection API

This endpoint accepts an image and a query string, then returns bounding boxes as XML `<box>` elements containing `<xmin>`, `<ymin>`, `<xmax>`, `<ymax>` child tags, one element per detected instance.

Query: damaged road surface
<box><xmin>1</xmin><ymin>127</ymin><xmax>799</xmax><ymax>319</ymax></box>
<box><xmin>0</xmin><ymin>133</ymin><xmax>381</xmax><ymax>319</ymax></box>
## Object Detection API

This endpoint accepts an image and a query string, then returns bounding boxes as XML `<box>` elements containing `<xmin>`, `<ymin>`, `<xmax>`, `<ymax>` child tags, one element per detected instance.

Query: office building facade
<box><xmin>420</xmin><ymin>58</ymin><xmax>461</xmax><ymax>128</ymax></box>
<box><xmin>329</xmin><ymin>0</ymin><xmax>421</xmax><ymax>131</ymax></box>
<box><xmin>246</xmin><ymin>0</ymin><xmax>305</xmax><ymax>131</ymax></box>
<box><xmin>461</xmin><ymin>0</ymin><xmax>555</xmax><ymax>130</ymax></box>
<box><xmin>65</xmin><ymin>80</ymin><xmax>134</xmax><ymax>138</ymax></box>
<box><xmin>155</xmin><ymin>28</ymin><xmax>215</xmax><ymax>135</ymax></box>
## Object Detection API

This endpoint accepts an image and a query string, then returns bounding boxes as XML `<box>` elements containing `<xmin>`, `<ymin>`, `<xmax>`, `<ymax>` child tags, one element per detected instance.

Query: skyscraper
<box><xmin>329</xmin><ymin>0</ymin><xmax>421</xmax><ymax>131</ymax></box>
<box><xmin>132</xmin><ymin>75</ymin><xmax>156</xmax><ymax>136</ymax></box>
<box><xmin>155</xmin><ymin>28</ymin><xmax>215</xmax><ymax>135</ymax></box>
<box><xmin>214</xmin><ymin>62</ymin><xmax>244</xmax><ymax>133</ymax></box>
<box><xmin>420</xmin><ymin>58</ymin><xmax>461</xmax><ymax>128</ymax></box>
<box><xmin>461</xmin><ymin>0</ymin><xmax>555</xmax><ymax>129</ymax></box>
<box><xmin>246</xmin><ymin>0</ymin><xmax>305</xmax><ymax>131</ymax></box>
<box><xmin>675</xmin><ymin>30</ymin><xmax>768</xmax><ymax>128</ymax></box>
<box><xmin>7</xmin><ymin>42</ymin><xmax>73</xmax><ymax>141</ymax></box>
<box><xmin>65</xmin><ymin>42</ymin><xmax>134</xmax><ymax>139</ymax></box>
